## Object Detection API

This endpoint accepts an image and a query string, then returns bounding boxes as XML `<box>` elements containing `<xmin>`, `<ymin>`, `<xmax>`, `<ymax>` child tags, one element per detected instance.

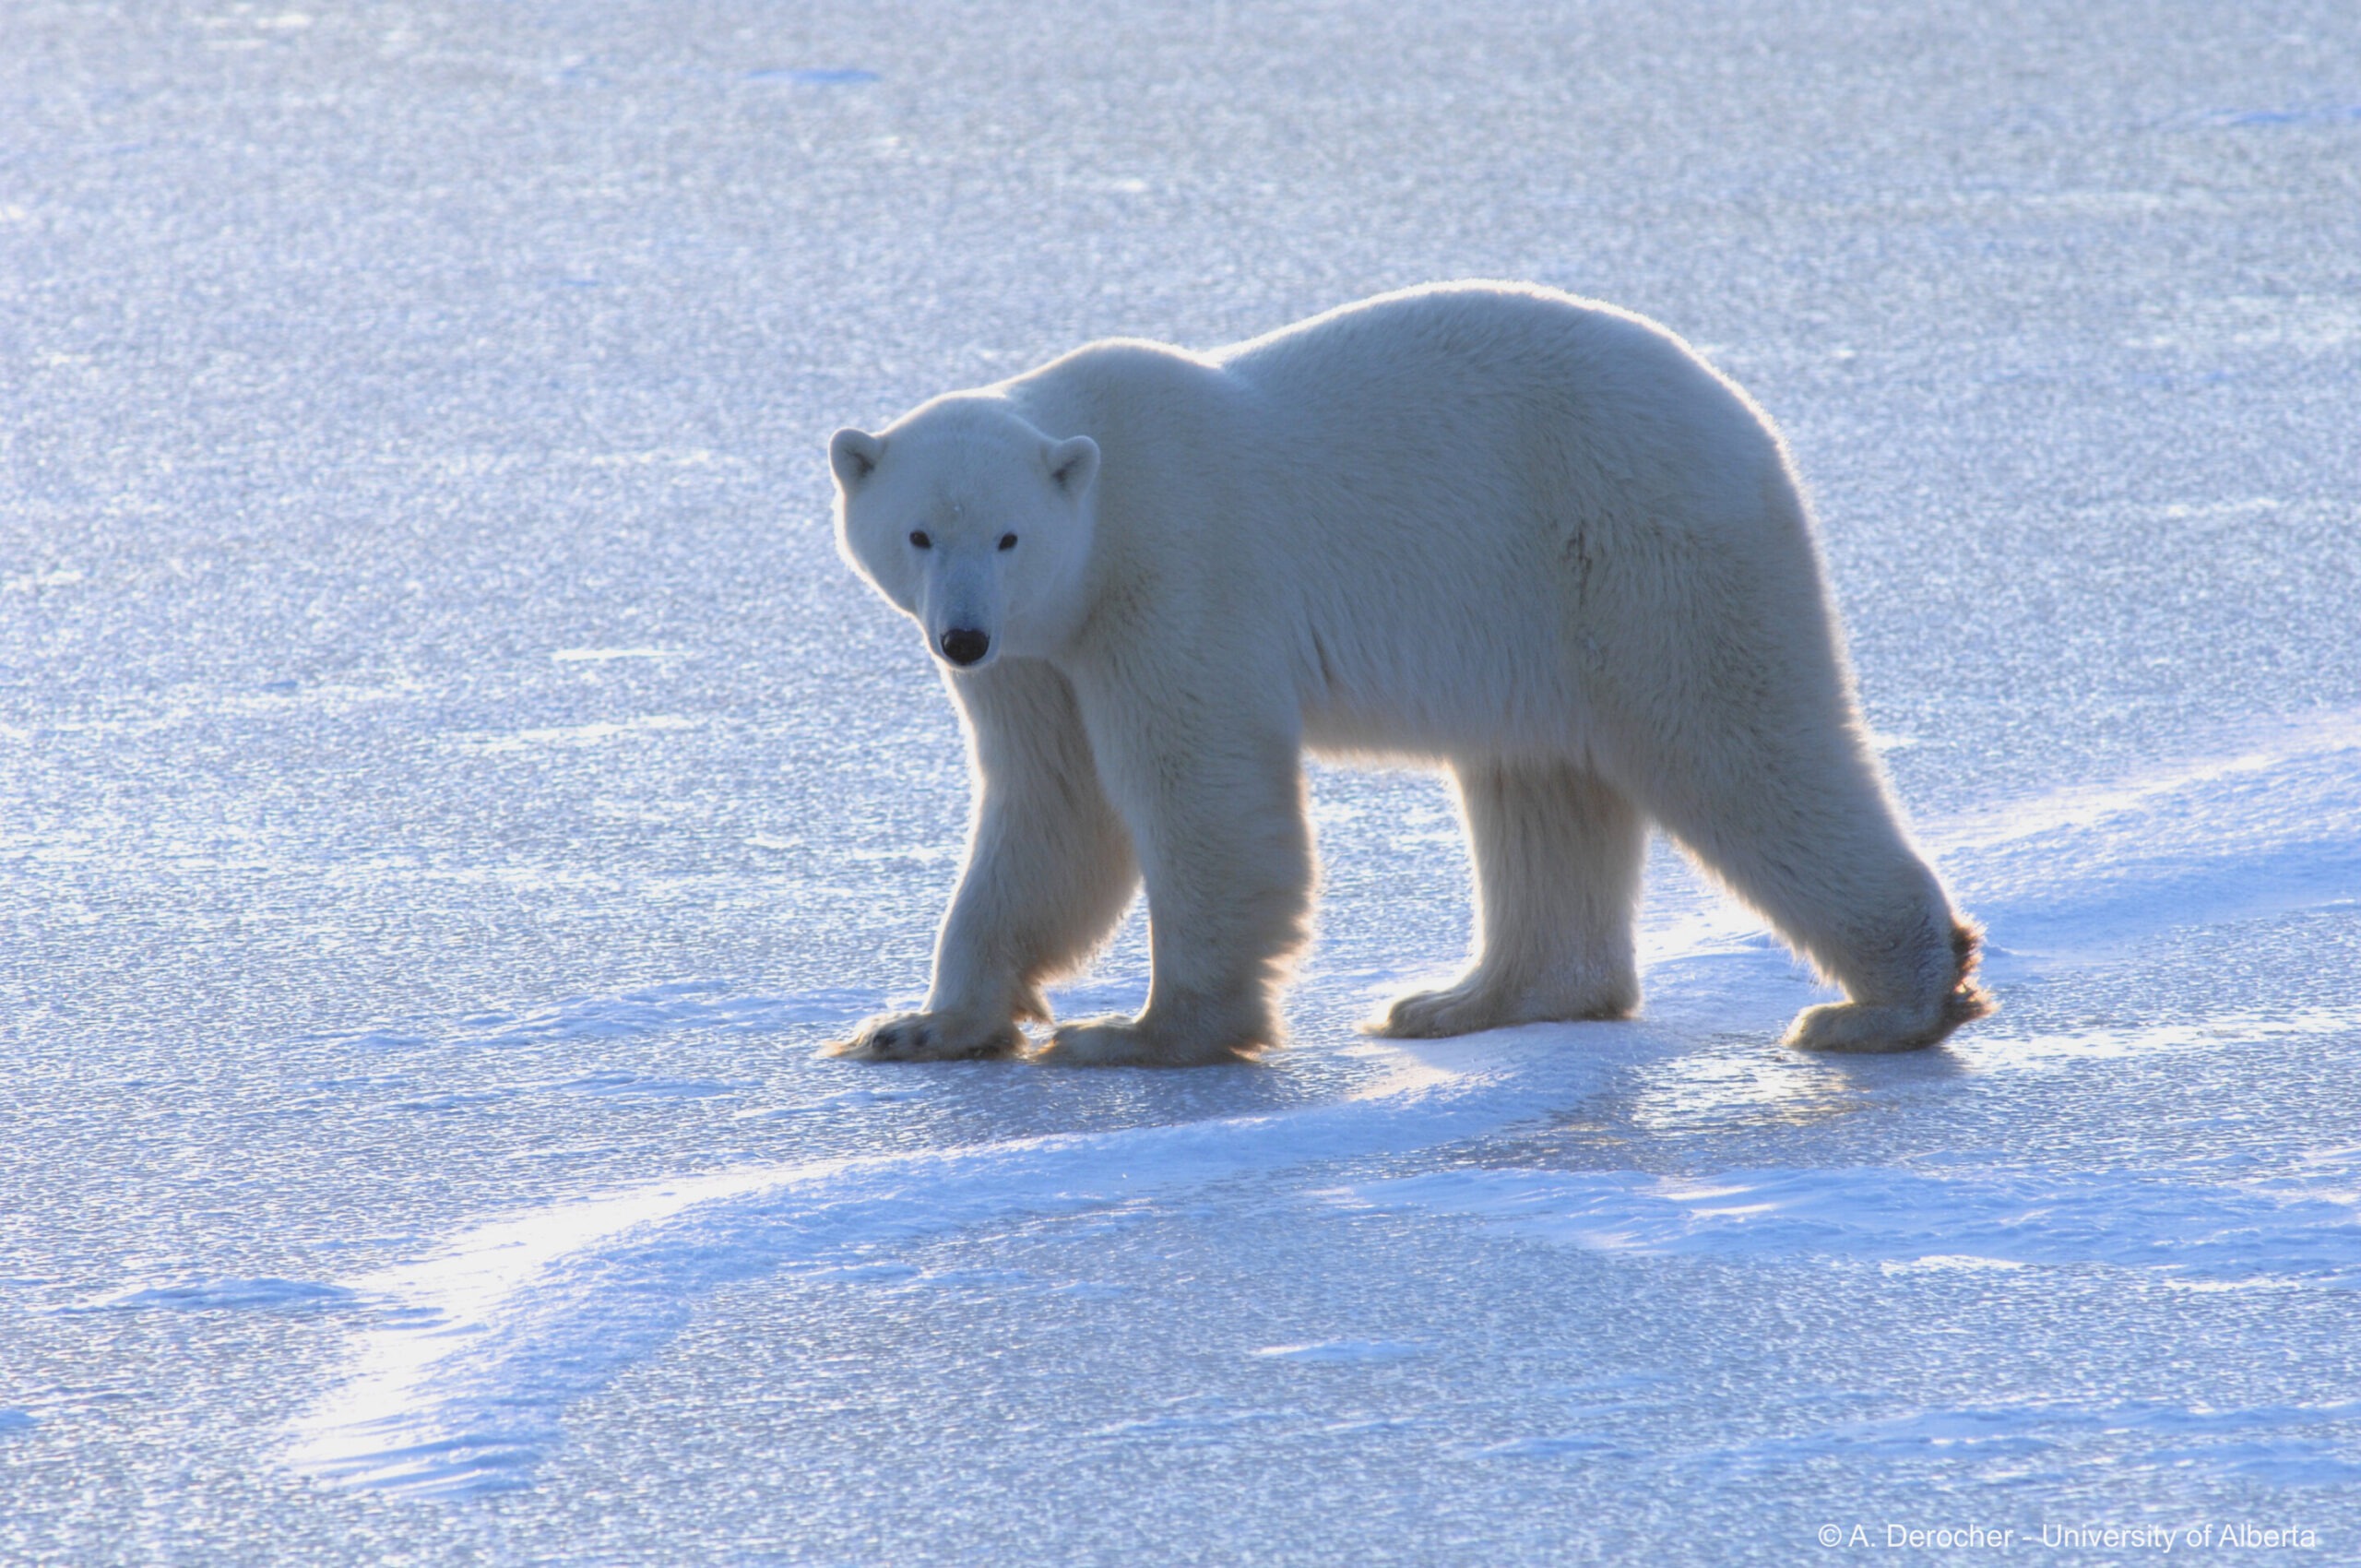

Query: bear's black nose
<box><xmin>940</xmin><ymin>627</ymin><xmax>991</xmax><ymax>666</ymax></box>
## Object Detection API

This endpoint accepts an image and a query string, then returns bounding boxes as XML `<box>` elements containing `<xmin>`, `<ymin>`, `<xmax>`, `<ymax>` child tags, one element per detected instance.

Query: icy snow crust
<box><xmin>5</xmin><ymin>0</ymin><xmax>2361</xmax><ymax>1561</ymax></box>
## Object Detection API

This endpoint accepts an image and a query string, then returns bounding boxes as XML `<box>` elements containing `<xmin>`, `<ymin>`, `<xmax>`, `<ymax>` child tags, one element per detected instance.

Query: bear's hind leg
<box><xmin>1370</xmin><ymin>758</ymin><xmax>1644</xmax><ymax>1039</ymax></box>
<box><xmin>1628</xmin><ymin>728</ymin><xmax>1990</xmax><ymax>1054</ymax></box>
<box><xmin>1781</xmin><ymin>917</ymin><xmax>1992</xmax><ymax>1052</ymax></box>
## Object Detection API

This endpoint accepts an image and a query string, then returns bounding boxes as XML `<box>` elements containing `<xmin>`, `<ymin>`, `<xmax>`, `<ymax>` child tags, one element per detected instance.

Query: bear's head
<box><xmin>828</xmin><ymin>398</ymin><xmax>1100</xmax><ymax>673</ymax></box>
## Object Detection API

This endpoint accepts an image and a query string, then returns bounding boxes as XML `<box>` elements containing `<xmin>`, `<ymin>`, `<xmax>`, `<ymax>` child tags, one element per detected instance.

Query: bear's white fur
<box><xmin>825</xmin><ymin>282</ymin><xmax>1990</xmax><ymax>1066</ymax></box>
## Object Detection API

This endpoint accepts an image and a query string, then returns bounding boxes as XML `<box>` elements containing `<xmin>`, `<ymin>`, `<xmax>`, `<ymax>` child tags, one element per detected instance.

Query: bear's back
<box><xmin>1004</xmin><ymin>284</ymin><xmax>1812</xmax><ymax>759</ymax></box>
<box><xmin>1216</xmin><ymin>283</ymin><xmax>1701</xmax><ymax>416</ymax></box>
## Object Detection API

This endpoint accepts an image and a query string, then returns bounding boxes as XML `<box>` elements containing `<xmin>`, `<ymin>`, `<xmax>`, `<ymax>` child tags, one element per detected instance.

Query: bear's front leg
<box><xmin>825</xmin><ymin>661</ymin><xmax>1138</xmax><ymax>1063</ymax></box>
<box><xmin>1036</xmin><ymin>696</ymin><xmax>1311</xmax><ymax>1067</ymax></box>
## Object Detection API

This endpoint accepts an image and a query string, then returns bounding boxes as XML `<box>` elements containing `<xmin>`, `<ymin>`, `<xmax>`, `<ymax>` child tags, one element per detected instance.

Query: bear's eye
<box><xmin>998</xmin><ymin>533</ymin><xmax>1018</xmax><ymax>551</ymax></box>
<box><xmin>908</xmin><ymin>530</ymin><xmax>931</xmax><ymax>550</ymax></box>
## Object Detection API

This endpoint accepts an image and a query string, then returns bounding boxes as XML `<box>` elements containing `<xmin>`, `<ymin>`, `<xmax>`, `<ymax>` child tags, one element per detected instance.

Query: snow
<box><xmin>4</xmin><ymin>0</ymin><xmax>2360</xmax><ymax>1562</ymax></box>
<box><xmin>285</xmin><ymin>1031</ymin><xmax>1607</xmax><ymax>1496</ymax></box>
<box><xmin>1337</xmin><ymin>1161</ymin><xmax>2361</xmax><ymax>1279</ymax></box>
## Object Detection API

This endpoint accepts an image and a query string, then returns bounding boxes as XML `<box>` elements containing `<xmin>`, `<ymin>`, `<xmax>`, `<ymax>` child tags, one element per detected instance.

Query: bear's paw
<box><xmin>1781</xmin><ymin>999</ymin><xmax>1960</xmax><ymax>1054</ymax></box>
<box><xmin>1036</xmin><ymin>1016</ymin><xmax>1258</xmax><ymax>1069</ymax></box>
<box><xmin>823</xmin><ymin>1010</ymin><xmax>1023</xmax><ymax>1063</ymax></box>
<box><xmin>1367</xmin><ymin>976</ymin><xmax>1638</xmax><ymax>1039</ymax></box>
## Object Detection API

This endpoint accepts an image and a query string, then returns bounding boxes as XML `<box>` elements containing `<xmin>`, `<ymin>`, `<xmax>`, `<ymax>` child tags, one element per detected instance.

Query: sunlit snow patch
<box><xmin>1335</xmin><ymin>1158</ymin><xmax>2361</xmax><ymax>1285</ymax></box>
<box><xmin>1252</xmin><ymin>1340</ymin><xmax>1430</xmax><ymax>1364</ymax></box>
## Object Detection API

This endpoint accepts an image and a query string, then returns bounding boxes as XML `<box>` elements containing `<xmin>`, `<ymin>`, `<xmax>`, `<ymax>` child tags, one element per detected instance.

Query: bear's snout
<box><xmin>940</xmin><ymin>627</ymin><xmax>991</xmax><ymax>667</ymax></box>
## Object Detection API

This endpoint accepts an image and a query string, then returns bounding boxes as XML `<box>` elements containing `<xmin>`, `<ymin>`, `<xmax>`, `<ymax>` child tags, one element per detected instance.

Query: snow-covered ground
<box><xmin>5</xmin><ymin>1</ymin><xmax>2359</xmax><ymax>1562</ymax></box>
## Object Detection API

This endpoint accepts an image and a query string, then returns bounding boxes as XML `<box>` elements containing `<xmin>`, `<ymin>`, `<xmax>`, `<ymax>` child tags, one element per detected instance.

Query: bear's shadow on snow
<box><xmin>808</xmin><ymin>1035</ymin><xmax>1324</xmax><ymax>1129</ymax></box>
<box><xmin>810</xmin><ymin>937</ymin><xmax>1987</xmax><ymax>1144</ymax></box>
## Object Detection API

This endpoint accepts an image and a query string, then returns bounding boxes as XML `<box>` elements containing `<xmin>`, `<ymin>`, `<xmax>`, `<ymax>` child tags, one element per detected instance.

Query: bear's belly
<box><xmin>1296</xmin><ymin>651</ymin><xmax>1597</xmax><ymax>763</ymax></box>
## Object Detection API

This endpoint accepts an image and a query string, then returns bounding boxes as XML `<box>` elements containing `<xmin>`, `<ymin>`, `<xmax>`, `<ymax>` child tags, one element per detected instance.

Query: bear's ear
<box><xmin>1046</xmin><ymin>435</ymin><xmax>1099</xmax><ymax>497</ymax></box>
<box><xmin>829</xmin><ymin>428</ymin><xmax>884</xmax><ymax>491</ymax></box>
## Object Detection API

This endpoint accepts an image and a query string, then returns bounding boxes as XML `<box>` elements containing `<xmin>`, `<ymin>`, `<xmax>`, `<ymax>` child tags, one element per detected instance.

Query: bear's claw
<box><xmin>823</xmin><ymin>1011</ymin><xmax>1021</xmax><ymax>1063</ymax></box>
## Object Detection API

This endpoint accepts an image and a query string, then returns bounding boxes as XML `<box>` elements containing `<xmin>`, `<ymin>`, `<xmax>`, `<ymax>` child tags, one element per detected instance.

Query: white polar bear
<box><xmin>824</xmin><ymin>282</ymin><xmax>1990</xmax><ymax>1066</ymax></box>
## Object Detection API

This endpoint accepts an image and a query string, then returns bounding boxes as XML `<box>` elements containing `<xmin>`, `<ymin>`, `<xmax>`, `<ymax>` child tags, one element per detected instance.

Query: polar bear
<box><xmin>823</xmin><ymin>282</ymin><xmax>1990</xmax><ymax>1066</ymax></box>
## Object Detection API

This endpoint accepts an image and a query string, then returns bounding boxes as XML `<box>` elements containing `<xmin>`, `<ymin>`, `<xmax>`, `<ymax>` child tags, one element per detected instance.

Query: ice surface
<box><xmin>284</xmin><ymin>1032</ymin><xmax>1647</xmax><ymax>1498</ymax></box>
<box><xmin>77</xmin><ymin>1278</ymin><xmax>362</xmax><ymax>1314</ymax></box>
<box><xmin>5</xmin><ymin>0</ymin><xmax>2361</xmax><ymax>1562</ymax></box>
<box><xmin>1337</xmin><ymin>1160</ymin><xmax>2361</xmax><ymax>1278</ymax></box>
<box><xmin>1253</xmin><ymin>1341</ymin><xmax>1433</xmax><ymax>1364</ymax></box>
